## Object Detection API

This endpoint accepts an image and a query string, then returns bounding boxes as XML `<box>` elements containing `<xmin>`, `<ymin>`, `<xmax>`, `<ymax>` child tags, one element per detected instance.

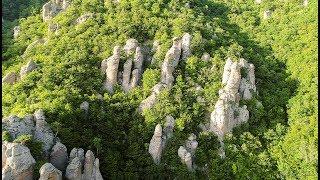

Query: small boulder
<box><xmin>13</xmin><ymin>26</ymin><xmax>20</xmax><ymax>39</ymax></box>
<box><xmin>65</xmin><ymin>157</ymin><xmax>82</xmax><ymax>180</ymax></box>
<box><xmin>50</xmin><ymin>142</ymin><xmax>68</xmax><ymax>172</ymax></box>
<box><xmin>20</xmin><ymin>60</ymin><xmax>37</xmax><ymax>78</ymax></box>
<box><xmin>2</xmin><ymin>72</ymin><xmax>18</xmax><ymax>85</ymax></box>
<box><xmin>39</xmin><ymin>163</ymin><xmax>62</xmax><ymax>180</ymax></box>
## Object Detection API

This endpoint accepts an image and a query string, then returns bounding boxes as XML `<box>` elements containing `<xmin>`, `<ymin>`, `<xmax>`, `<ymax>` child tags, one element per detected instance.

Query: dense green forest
<box><xmin>2</xmin><ymin>0</ymin><xmax>318</xmax><ymax>179</ymax></box>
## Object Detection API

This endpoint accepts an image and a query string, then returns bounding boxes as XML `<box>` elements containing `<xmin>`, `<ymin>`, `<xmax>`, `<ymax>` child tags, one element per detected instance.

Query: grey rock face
<box><xmin>2</xmin><ymin>115</ymin><xmax>35</xmax><ymax>139</ymax></box>
<box><xmin>178</xmin><ymin>134</ymin><xmax>197</xmax><ymax>171</ymax></box>
<box><xmin>138</xmin><ymin>83</ymin><xmax>165</xmax><ymax>112</ymax></box>
<box><xmin>133</xmin><ymin>46</ymin><xmax>144</xmax><ymax>74</ymax></box>
<box><xmin>181</xmin><ymin>33</ymin><xmax>192</xmax><ymax>60</ymax></box>
<box><xmin>2</xmin><ymin>142</ymin><xmax>36</xmax><ymax>180</ymax></box>
<box><xmin>103</xmin><ymin>46</ymin><xmax>121</xmax><ymax>93</ymax></box>
<box><xmin>162</xmin><ymin>37</ymin><xmax>182</xmax><ymax>84</ymax></box>
<box><xmin>34</xmin><ymin>109</ymin><xmax>55</xmax><ymax>157</ymax></box>
<box><xmin>76</xmin><ymin>13</ymin><xmax>94</xmax><ymax>24</ymax></box>
<box><xmin>39</xmin><ymin>163</ymin><xmax>62</xmax><ymax>180</ymax></box>
<box><xmin>65</xmin><ymin>157</ymin><xmax>82</xmax><ymax>180</ymax></box>
<box><xmin>50</xmin><ymin>142</ymin><xmax>68</xmax><ymax>172</ymax></box>
<box><xmin>20</xmin><ymin>60</ymin><xmax>37</xmax><ymax>78</ymax></box>
<box><xmin>123</xmin><ymin>39</ymin><xmax>139</xmax><ymax>55</ymax></box>
<box><xmin>13</xmin><ymin>26</ymin><xmax>20</xmax><ymax>39</ymax></box>
<box><xmin>148</xmin><ymin>116</ymin><xmax>175</xmax><ymax>164</ymax></box>
<box><xmin>210</xmin><ymin>58</ymin><xmax>256</xmax><ymax>138</ymax></box>
<box><xmin>69</xmin><ymin>148</ymin><xmax>85</xmax><ymax>166</ymax></box>
<box><xmin>122</xmin><ymin>59</ymin><xmax>132</xmax><ymax>92</ymax></box>
<box><xmin>148</xmin><ymin>124</ymin><xmax>163</xmax><ymax>164</ymax></box>
<box><xmin>83</xmin><ymin>150</ymin><xmax>103</xmax><ymax>180</ymax></box>
<box><xmin>2</xmin><ymin>72</ymin><xmax>18</xmax><ymax>85</ymax></box>
<box><xmin>42</xmin><ymin>0</ymin><xmax>69</xmax><ymax>21</ymax></box>
<box><xmin>130</xmin><ymin>69</ymin><xmax>139</xmax><ymax>89</ymax></box>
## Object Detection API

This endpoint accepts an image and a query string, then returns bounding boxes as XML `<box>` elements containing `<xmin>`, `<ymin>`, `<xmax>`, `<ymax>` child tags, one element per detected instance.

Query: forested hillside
<box><xmin>2</xmin><ymin>0</ymin><xmax>317</xmax><ymax>179</ymax></box>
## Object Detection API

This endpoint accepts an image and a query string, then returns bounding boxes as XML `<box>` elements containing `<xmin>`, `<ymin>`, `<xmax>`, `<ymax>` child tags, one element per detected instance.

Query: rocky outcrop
<box><xmin>66</xmin><ymin>149</ymin><xmax>103</xmax><ymax>180</ymax></box>
<box><xmin>148</xmin><ymin>116</ymin><xmax>175</xmax><ymax>164</ymax></box>
<box><xmin>2</xmin><ymin>142</ymin><xmax>36</xmax><ymax>180</ymax></box>
<box><xmin>140</xmin><ymin>33</ymin><xmax>192</xmax><ymax>112</ymax></box>
<box><xmin>20</xmin><ymin>60</ymin><xmax>37</xmax><ymax>78</ymax></box>
<box><xmin>210</xmin><ymin>58</ymin><xmax>256</xmax><ymax>138</ymax></box>
<box><xmin>48</xmin><ymin>23</ymin><xmax>59</xmax><ymax>34</ymax></box>
<box><xmin>50</xmin><ymin>142</ymin><xmax>68</xmax><ymax>172</ymax></box>
<box><xmin>42</xmin><ymin>0</ymin><xmax>69</xmax><ymax>21</ymax></box>
<box><xmin>2</xmin><ymin>72</ymin><xmax>18</xmax><ymax>85</ymax></box>
<box><xmin>2</xmin><ymin>115</ymin><xmax>35</xmax><ymax>139</ymax></box>
<box><xmin>23</xmin><ymin>38</ymin><xmax>47</xmax><ymax>57</ymax></box>
<box><xmin>181</xmin><ymin>33</ymin><xmax>192</xmax><ymax>60</ymax></box>
<box><xmin>65</xmin><ymin>157</ymin><xmax>82</xmax><ymax>180</ymax></box>
<box><xmin>39</xmin><ymin>163</ymin><xmax>62</xmax><ymax>180</ymax></box>
<box><xmin>34</xmin><ymin>109</ymin><xmax>56</xmax><ymax>157</ymax></box>
<box><xmin>178</xmin><ymin>134</ymin><xmax>198</xmax><ymax>171</ymax></box>
<box><xmin>102</xmin><ymin>38</ymin><xmax>145</xmax><ymax>93</ymax></box>
<box><xmin>75</xmin><ymin>13</ymin><xmax>94</xmax><ymax>24</ymax></box>
<box><xmin>102</xmin><ymin>46</ymin><xmax>121</xmax><ymax>93</ymax></box>
<box><xmin>13</xmin><ymin>26</ymin><xmax>20</xmax><ymax>39</ymax></box>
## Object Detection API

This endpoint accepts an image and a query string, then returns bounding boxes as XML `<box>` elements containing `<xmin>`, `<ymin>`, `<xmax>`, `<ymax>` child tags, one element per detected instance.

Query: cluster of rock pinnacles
<box><xmin>144</xmin><ymin>33</ymin><xmax>258</xmax><ymax>170</ymax></box>
<box><xmin>2</xmin><ymin>0</ymin><xmax>262</xmax><ymax>176</ymax></box>
<box><xmin>2</xmin><ymin>109</ymin><xmax>103</xmax><ymax>180</ymax></box>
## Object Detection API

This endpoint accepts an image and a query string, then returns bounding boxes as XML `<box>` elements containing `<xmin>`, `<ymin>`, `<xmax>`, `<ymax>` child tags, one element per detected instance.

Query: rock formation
<box><xmin>48</xmin><ymin>23</ymin><xmax>59</xmax><ymax>34</ymax></box>
<box><xmin>181</xmin><ymin>33</ymin><xmax>192</xmax><ymax>60</ymax></box>
<box><xmin>65</xmin><ymin>157</ymin><xmax>82</xmax><ymax>180</ymax></box>
<box><xmin>178</xmin><ymin>134</ymin><xmax>198</xmax><ymax>171</ymax></box>
<box><xmin>34</xmin><ymin>109</ymin><xmax>56</xmax><ymax>157</ymax></box>
<box><xmin>42</xmin><ymin>0</ymin><xmax>69</xmax><ymax>21</ymax></box>
<box><xmin>2</xmin><ymin>72</ymin><xmax>18</xmax><ymax>85</ymax></box>
<box><xmin>210</xmin><ymin>58</ymin><xmax>256</xmax><ymax>138</ymax></box>
<box><xmin>13</xmin><ymin>26</ymin><xmax>20</xmax><ymax>39</ymax></box>
<box><xmin>2</xmin><ymin>115</ymin><xmax>35</xmax><ymax>139</ymax></box>
<box><xmin>148</xmin><ymin>116</ymin><xmax>175</xmax><ymax>164</ymax></box>
<box><xmin>2</xmin><ymin>142</ymin><xmax>36</xmax><ymax>180</ymax></box>
<box><xmin>23</xmin><ymin>38</ymin><xmax>47</xmax><ymax>57</ymax></box>
<box><xmin>255</xmin><ymin>0</ymin><xmax>262</xmax><ymax>4</ymax></box>
<box><xmin>39</xmin><ymin>163</ymin><xmax>62</xmax><ymax>180</ymax></box>
<box><xmin>140</xmin><ymin>33</ymin><xmax>192</xmax><ymax>112</ymax></box>
<box><xmin>20</xmin><ymin>60</ymin><xmax>37</xmax><ymax>78</ymax></box>
<box><xmin>50</xmin><ymin>142</ymin><xmax>68</xmax><ymax>172</ymax></box>
<box><xmin>2</xmin><ymin>107</ymin><xmax>103</xmax><ymax>179</ymax></box>
<box><xmin>102</xmin><ymin>46</ymin><xmax>121</xmax><ymax>93</ymax></box>
<box><xmin>303</xmin><ymin>0</ymin><xmax>308</xmax><ymax>6</ymax></box>
<box><xmin>80</xmin><ymin>101</ymin><xmax>89</xmax><ymax>112</ymax></box>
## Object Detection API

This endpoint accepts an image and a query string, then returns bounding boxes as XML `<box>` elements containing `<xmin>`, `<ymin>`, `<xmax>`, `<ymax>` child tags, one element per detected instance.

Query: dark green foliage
<box><xmin>2</xmin><ymin>131</ymin><xmax>12</xmax><ymax>142</ymax></box>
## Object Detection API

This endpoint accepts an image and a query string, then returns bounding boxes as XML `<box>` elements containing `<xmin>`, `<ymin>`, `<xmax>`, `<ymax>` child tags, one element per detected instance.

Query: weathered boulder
<box><xmin>201</xmin><ymin>52</ymin><xmax>210</xmax><ymax>62</ymax></box>
<box><xmin>103</xmin><ymin>46</ymin><xmax>121</xmax><ymax>93</ymax></box>
<box><xmin>39</xmin><ymin>163</ymin><xmax>62</xmax><ymax>180</ymax></box>
<box><xmin>76</xmin><ymin>13</ymin><xmax>94</xmax><ymax>24</ymax></box>
<box><xmin>123</xmin><ymin>39</ymin><xmax>139</xmax><ymax>55</ymax></box>
<box><xmin>177</xmin><ymin>146</ymin><xmax>193</xmax><ymax>171</ymax></box>
<box><xmin>34</xmin><ymin>109</ymin><xmax>55</xmax><ymax>157</ymax></box>
<box><xmin>163</xmin><ymin>115</ymin><xmax>175</xmax><ymax>140</ymax></box>
<box><xmin>69</xmin><ymin>148</ymin><xmax>85</xmax><ymax>166</ymax></box>
<box><xmin>138</xmin><ymin>83</ymin><xmax>165</xmax><ymax>112</ymax></box>
<box><xmin>2</xmin><ymin>142</ymin><xmax>36</xmax><ymax>180</ymax></box>
<box><xmin>2</xmin><ymin>115</ymin><xmax>35</xmax><ymax>139</ymax></box>
<box><xmin>42</xmin><ymin>0</ymin><xmax>69</xmax><ymax>21</ymax></box>
<box><xmin>83</xmin><ymin>150</ymin><xmax>103</xmax><ymax>180</ymax></box>
<box><xmin>65</xmin><ymin>157</ymin><xmax>82</xmax><ymax>180</ymax></box>
<box><xmin>148</xmin><ymin>124</ymin><xmax>163</xmax><ymax>164</ymax></box>
<box><xmin>80</xmin><ymin>101</ymin><xmax>89</xmax><ymax>112</ymax></box>
<box><xmin>50</xmin><ymin>142</ymin><xmax>68</xmax><ymax>172</ymax></box>
<box><xmin>20</xmin><ymin>60</ymin><xmax>37</xmax><ymax>78</ymax></box>
<box><xmin>222</xmin><ymin>58</ymin><xmax>233</xmax><ymax>85</ymax></box>
<box><xmin>13</xmin><ymin>26</ymin><xmax>20</xmax><ymax>39</ymax></box>
<box><xmin>2</xmin><ymin>72</ymin><xmax>18</xmax><ymax>85</ymax></box>
<box><xmin>181</xmin><ymin>33</ymin><xmax>192</xmax><ymax>60</ymax></box>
